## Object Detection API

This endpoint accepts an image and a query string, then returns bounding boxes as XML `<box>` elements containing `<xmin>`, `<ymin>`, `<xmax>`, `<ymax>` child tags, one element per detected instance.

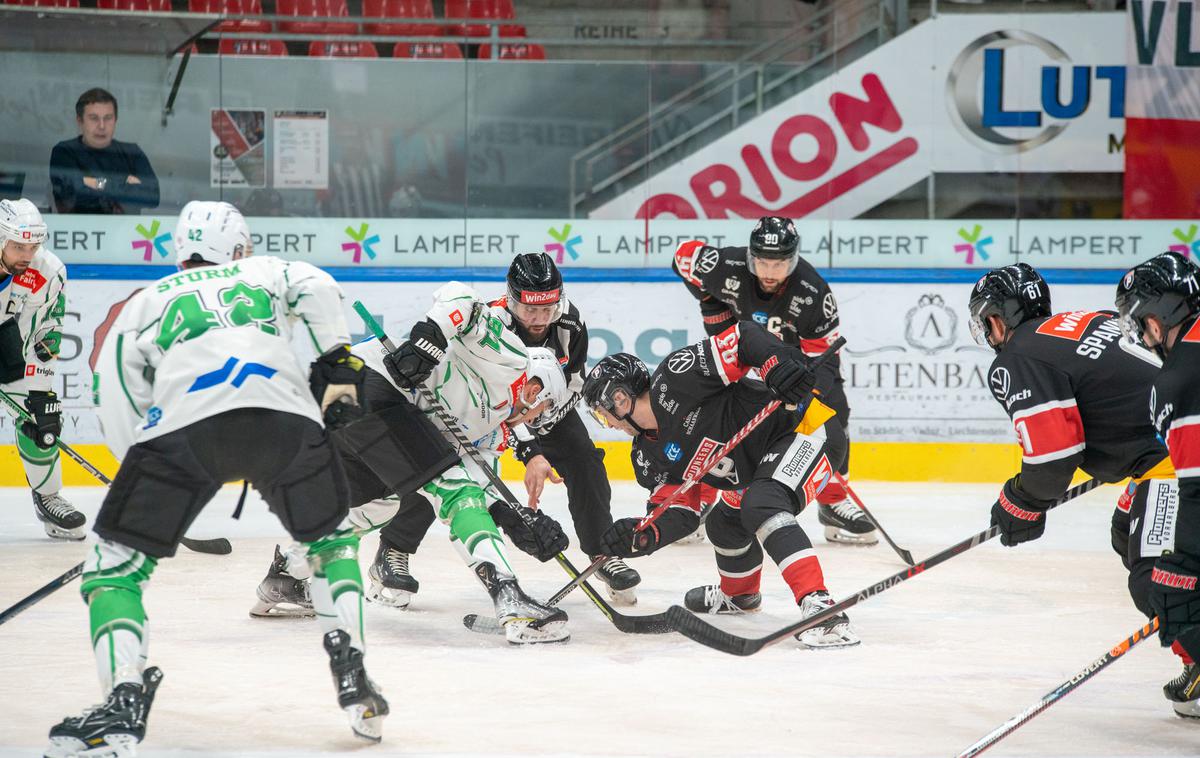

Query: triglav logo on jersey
<box><xmin>954</xmin><ymin>224</ymin><xmax>992</xmax><ymax>265</ymax></box>
<box><xmin>544</xmin><ymin>224</ymin><xmax>582</xmax><ymax>264</ymax></box>
<box><xmin>132</xmin><ymin>220</ymin><xmax>172</xmax><ymax>262</ymax></box>
<box><xmin>342</xmin><ymin>223</ymin><xmax>379</xmax><ymax>264</ymax></box>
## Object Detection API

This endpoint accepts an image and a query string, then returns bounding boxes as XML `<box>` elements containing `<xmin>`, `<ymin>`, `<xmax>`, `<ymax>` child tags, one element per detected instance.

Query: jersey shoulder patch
<box><xmin>1033</xmin><ymin>311</ymin><xmax>1108</xmax><ymax>341</ymax></box>
<box><xmin>13</xmin><ymin>268</ymin><xmax>48</xmax><ymax>294</ymax></box>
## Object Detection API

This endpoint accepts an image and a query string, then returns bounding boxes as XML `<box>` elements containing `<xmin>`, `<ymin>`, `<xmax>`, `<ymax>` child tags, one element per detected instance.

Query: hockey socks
<box><xmin>758</xmin><ymin>515</ymin><xmax>826</xmax><ymax>602</ymax></box>
<box><xmin>82</xmin><ymin>540</ymin><xmax>158</xmax><ymax>693</ymax></box>
<box><xmin>715</xmin><ymin>541</ymin><xmax>764</xmax><ymax>597</ymax></box>
<box><xmin>306</xmin><ymin>530</ymin><xmax>366</xmax><ymax>652</ymax></box>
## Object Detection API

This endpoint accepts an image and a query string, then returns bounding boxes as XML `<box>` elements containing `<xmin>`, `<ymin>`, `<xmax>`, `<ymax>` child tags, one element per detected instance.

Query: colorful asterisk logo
<box><xmin>342</xmin><ymin>223</ymin><xmax>380</xmax><ymax>264</ymax></box>
<box><xmin>132</xmin><ymin>220</ymin><xmax>171</xmax><ymax>261</ymax></box>
<box><xmin>954</xmin><ymin>224</ymin><xmax>992</xmax><ymax>265</ymax></box>
<box><xmin>545</xmin><ymin>224</ymin><xmax>582</xmax><ymax>264</ymax></box>
<box><xmin>1169</xmin><ymin>225</ymin><xmax>1199</xmax><ymax>258</ymax></box>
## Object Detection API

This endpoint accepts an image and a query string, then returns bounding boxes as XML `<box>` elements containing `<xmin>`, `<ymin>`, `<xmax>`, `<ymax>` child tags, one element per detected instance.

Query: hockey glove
<box><xmin>309</xmin><ymin>345</ymin><xmax>366</xmax><ymax>429</ymax></box>
<box><xmin>489</xmin><ymin>501</ymin><xmax>568</xmax><ymax>562</ymax></box>
<box><xmin>22</xmin><ymin>390</ymin><xmax>62</xmax><ymax>449</ymax></box>
<box><xmin>990</xmin><ymin>477</ymin><xmax>1049</xmax><ymax>547</ymax></box>
<box><xmin>762</xmin><ymin>356</ymin><xmax>816</xmax><ymax>406</ymax></box>
<box><xmin>1148</xmin><ymin>552</ymin><xmax>1200</xmax><ymax>645</ymax></box>
<box><xmin>34</xmin><ymin>333</ymin><xmax>61</xmax><ymax>363</ymax></box>
<box><xmin>383</xmin><ymin>318</ymin><xmax>447</xmax><ymax>389</ymax></box>
<box><xmin>601</xmin><ymin>517</ymin><xmax>661</xmax><ymax>558</ymax></box>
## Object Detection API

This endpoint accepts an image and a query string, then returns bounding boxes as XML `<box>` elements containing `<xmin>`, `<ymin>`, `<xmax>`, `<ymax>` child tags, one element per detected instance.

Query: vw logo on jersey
<box><xmin>822</xmin><ymin>293</ymin><xmax>838</xmax><ymax>320</ymax></box>
<box><xmin>664</xmin><ymin>442</ymin><xmax>682</xmax><ymax>461</ymax></box>
<box><xmin>989</xmin><ymin>366</ymin><xmax>1011</xmax><ymax>401</ymax></box>
<box><xmin>695</xmin><ymin>247</ymin><xmax>720</xmax><ymax>274</ymax></box>
<box><xmin>667</xmin><ymin>349</ymin><xmax>696</xmax><ymax>374</ymax></box>
<box><xmin>752</xmin><ymin>311</ymin><xmax>768</xmax><ymax>325</ymax></box>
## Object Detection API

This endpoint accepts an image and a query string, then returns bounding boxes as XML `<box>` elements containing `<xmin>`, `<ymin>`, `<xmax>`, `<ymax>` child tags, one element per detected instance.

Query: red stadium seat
<box><xmin>363</xmin><ymin>0</ymin><xmax>440</xmax><ymax>37</ymax></box>
<box><xmin>3</xmin><ymin>0</ymin><xmax>80</xmax><ymax>7</ymax></box>
<box><xmin>97</xmin><ymin>0</ymin><xmax>171</xmax><ymax>10</ymax></box>
<box><xmin>443</xmin><ymin>0</ymin><xmax>522</xmax><ymax>39</ymax></box>
<box><xmin>392</xmin><ymin>41</ymin><xmax>462</xmax><ymax>59</ymax></box>
<box><xmin>188</xmin><ymin>0</ymin><xmax>271</xmax><ymax>33</ymax></box>
<box><xmin>276</xmin><ymin>0</ymin><xmax>356</xmax><ymax>35</ymax></box>
<box><xmin>478</xmin><ymin>41</ymin><xmax>544</xmax><ymax>60</ymax></box>
<box><xmin>218</xmin><ymin>38</ymin><xmax>289</xmax><ymax>56</ymax></box>
<box><xmin>308</xmin><ymin>40</ymin><xmax>379</xmax><ymax>57</ymax></box>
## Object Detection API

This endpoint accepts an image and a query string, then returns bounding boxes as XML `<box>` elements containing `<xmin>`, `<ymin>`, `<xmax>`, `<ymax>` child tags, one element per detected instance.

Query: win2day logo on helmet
<box><xmin>132</xmin><ymin>221</ymin><xmax>172</xmax><ymax>262</ymax></box>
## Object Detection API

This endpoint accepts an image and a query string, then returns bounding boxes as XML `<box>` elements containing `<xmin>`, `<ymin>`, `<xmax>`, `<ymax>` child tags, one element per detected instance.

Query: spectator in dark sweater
<box><xmin>50</xmin><ymin>88</ymin><xmax>159</xmax><ymax>215</ymax></box>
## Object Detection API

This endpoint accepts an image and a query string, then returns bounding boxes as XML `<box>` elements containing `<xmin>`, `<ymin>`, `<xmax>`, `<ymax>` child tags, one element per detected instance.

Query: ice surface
<box><xmin>0</xmin><ymin>481</ymin><xmax>1195</xmax><ymax>757</ymax></box>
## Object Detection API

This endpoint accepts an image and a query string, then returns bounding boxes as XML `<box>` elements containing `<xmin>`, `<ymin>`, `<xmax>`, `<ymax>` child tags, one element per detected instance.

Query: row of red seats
<box><xmin>222</xmin><ymin>38</ymin><xmax>544</xmax><ymax>58</ymax></box>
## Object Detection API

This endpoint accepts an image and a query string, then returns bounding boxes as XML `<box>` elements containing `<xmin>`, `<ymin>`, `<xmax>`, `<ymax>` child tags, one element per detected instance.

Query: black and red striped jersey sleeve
<box><xmin>1152</xmin><ymin>322</ymin><xmax>1200</xmax><ymax>509</ymax></box>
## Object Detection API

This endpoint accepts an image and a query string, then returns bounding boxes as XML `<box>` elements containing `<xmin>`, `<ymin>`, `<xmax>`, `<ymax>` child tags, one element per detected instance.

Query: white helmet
<box><xmin>0</xmin><ymin>199</ymin><xmax>47</xmax><ymax>247</ymax></box>
<box><xmin>525</xmin><ymin>347</ymin><xmax>570</xmax><ymax>427</ymax></box>
<box><xmin>174</xmin><ymin>200</ymin><xmax>252</xmax><ymax>266</ymax></box>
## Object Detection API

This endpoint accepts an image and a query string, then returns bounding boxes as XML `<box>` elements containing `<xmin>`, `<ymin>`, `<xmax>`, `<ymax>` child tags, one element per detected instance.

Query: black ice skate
<box><xmin>795</xmin><ymin>590</ymin><xmax>860</xmax><ymax>649</ymax></box>
<box><xmin>593</xmin><ymin>555</ymin><xmax>641</xmax><ymax>606</ymax></box>
<box><xmin>33</xmin><ymin>491</ymin><xmax>85</xmax><ymax>541</ymax></box>
<box><xmin>249</xmin><ymin>545</ymin><xmax>314</xmax><ymax>618</ymax></box>
<box><xmin>474</xmin><ymin>561</ymin><xmax>569</xmax><ymax>645</ymax></box>
<box><xmin>366</xmin><ymin>542</ymin><xmax>419</xmax><ymax>610</ymax></box>
<box><xmin>817</xmin><ymin>498</ymin><xmax>878</xmax><ymax>545</ymax></box>
<box><xmin>1164</xmin><ymin>662</ymin><xmax>1200</xmax><ymax>719</ymax></box>
<box><xmin>323</xmin><ymin>629</ymin><xmax>389</xmax><ymax>742</ymax></box>
<box><xmin>684</xmin><ymin>584</ymin><xmax>762</xmax><ymax>615</ymax></box>
<box><xmin>46</xmin><ymin>667</ymin><xmax>163</xmax><ymax>758</ymax></box>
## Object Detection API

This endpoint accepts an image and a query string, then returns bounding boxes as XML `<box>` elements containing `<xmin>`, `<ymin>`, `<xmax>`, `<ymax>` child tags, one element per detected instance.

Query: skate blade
<box><xmin>822</xmin><ymin>526</ymin><xmax>879</xmax><ymax>545</ymax></box>
<box><xmin>43</xmin><ymin>525</ymin><xmax>86</xmax><ymax>541</ymax></box>
<box><xmin>345</xmin><ymin>704</ymin><xmax>387</xmax><ymax>743</ymax></box>
<box><xmin>605</xmin><ymin>585</ymin><xmax>638</xmax><ymax>606</ymax></box>
<box><xmin>365</xmin><ymin>583</ymin><xmax>413</xmax><ymax>610</ymax></box>
<box><xmin>795</xmin><ymin>626</ymin><xmax>862</xmax><ymax>650</ymax></box>
<box><xmin>45</xmin><ymin>732</ymin><xmax>138</xmax><ymax>758</ymax></box>
<box><xmin>249</xmin><ymin>599</ymin><xmax>316</xmax><ymax>618</ymax></box>
<box><xmin>504</xmin><ymin>618</ymin><xmax>570</xmax><ymax>645</ymax></box>
<box><xmin>1172</xmin><ymin>700</ymin><xmax>1200</xmax><ymax>720</ymax></box>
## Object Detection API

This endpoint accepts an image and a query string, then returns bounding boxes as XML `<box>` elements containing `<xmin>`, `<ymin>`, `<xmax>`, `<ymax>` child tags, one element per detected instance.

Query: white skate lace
<box><xmin>39</xmin><ymin>494</ymin><xmax>76</xmax><ymax>519</ymax></box>
<box><xmin>703</xmin><ymin>584</ymin><xmax>735</xmax><ymax>614</ymax></box>
<box><xmin>383</xmin><ymin>549</ymin><xmax>410</xmax><ymax>576</ymax></box>
<box><xmin>603</xmin><ymin>558</ymin><xmax>635</xmax><ymax>577</ymax></box>
<box><xmin>829</xmin><ymin>498</ymin><xmax>868</xmax><ymax>523</ymax></box>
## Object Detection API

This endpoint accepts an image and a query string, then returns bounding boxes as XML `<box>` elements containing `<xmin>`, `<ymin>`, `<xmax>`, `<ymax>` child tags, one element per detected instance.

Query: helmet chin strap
<box><xmin>617</xmin><ymin>395</ymin><xmax>652</xmax><ymax>436</ymax></box>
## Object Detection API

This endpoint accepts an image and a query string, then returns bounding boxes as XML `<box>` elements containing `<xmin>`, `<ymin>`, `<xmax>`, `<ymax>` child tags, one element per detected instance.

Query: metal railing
<box><xmin>568</xmin><ymin>0</ymin><xmax>903</xmax><ymax>218</ymax></box>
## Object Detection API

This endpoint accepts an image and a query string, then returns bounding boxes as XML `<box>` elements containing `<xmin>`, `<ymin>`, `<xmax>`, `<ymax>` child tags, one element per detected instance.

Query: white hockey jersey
<box><xmin>358</xmin><ymin>282</ymin><xmax>529</xmax><ymax>448</ymax></box>
<box><xmin>94</xmin><ymin>256</ymin><xmax>350</xmax><ymax>459</ymax></box>
<box><xmin>0</xmin><ymin>244</ymin><xmax>67</xmax><ymax>372</ymax></box>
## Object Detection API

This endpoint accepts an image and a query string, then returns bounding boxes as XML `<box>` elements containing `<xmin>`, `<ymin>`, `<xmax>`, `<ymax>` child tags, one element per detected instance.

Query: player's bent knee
<box><xmin>739</xmin><ymin>480</ymin><xmax>798</xmax><ymax>535</ymax></box>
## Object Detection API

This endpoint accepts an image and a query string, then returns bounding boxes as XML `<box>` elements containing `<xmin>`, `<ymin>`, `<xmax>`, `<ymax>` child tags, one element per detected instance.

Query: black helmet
<box><xmin>507</xmin><ymin>252</ymin><xmax>563</xmax><ymax>313</ymax></box>
<box><xmin>968</xmin><ymin>263</ymin><xmax>1051</xmax><ymax>352</ymax></box>
<box><xmin>747</xmin><ymin>216</ymin><xmax>800</xmax><ymax>276</ymax></box>
<box><xmin>1115</xmin><ymin>251</ymin><xmax>1200</xmax><ymax>358</ymax></box>
<box><xmin>582</xmin><ymin>353</ymin><xmax>651</xmax><ymax>431</ymax></box>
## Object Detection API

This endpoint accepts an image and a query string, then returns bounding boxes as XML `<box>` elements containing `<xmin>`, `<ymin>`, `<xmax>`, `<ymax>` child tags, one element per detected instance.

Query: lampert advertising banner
<box><xmin>6</xmin><ymin>278</ymin><xmax>1123</xmax><ymax>450</ymax></box>
<box><xmin>592</xmin><ymin>12</ymin><xmax>1126</xmax><ymax>220</ymax></box>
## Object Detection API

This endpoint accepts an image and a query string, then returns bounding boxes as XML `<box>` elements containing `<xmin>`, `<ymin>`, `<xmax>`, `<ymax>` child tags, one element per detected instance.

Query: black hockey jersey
<box><xmin>1150</xmin><ymin>314</ymin><xmax>1200</xmax><ymax>522</ymax></box>
<box><xmin>988</xmin><ymin>310</ymin><xmax>1166</xmax><ymax>502</ymax></box>
<box><xmin>630</xmin><ymin>320</ymin><xmax>830</xmax><ymax>506</ymax></box>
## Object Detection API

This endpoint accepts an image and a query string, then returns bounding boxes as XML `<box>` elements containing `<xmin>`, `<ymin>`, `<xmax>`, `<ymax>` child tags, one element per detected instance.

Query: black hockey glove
<box><xmin>1148</xmin><ymin>551</ymin><xmax>1200</xmax><ymax>644</ymax></box>
<box><xmin>309</xmin><ymin>345</ymin><xmax>366</xmax><ymax>429</ymax></box>
<box><xmin>383</xmin><ymin>319</ymin><xmax>447</xmax><ymax>389</ymax></box>
<box><xmin>22</xmin><ymin>390</ymin><xmax>62</xmax><ymax>450</ymax></box>
<box><xmin>990</xmin><ymin>477</ymin><xmax>1049</xmax><ymax>547</ymax></box>
<box><xmin>0</xmin><ymin>317</ymin><xmax>23</xmax><ymax>384</ymax></box>
<box><xmin>489</xmin><ymin>501</ymin><xmax>568</xmax><ymax>562</ymax></box>
<box><xmin>602</xmin><ymin>505</ymin><xmax>701</xmax><ymax>558</ymax></box>
<box><xmin>762</xmin><ymin>356</ymin><xmax>815</xmax><ymax>406</ymax></box>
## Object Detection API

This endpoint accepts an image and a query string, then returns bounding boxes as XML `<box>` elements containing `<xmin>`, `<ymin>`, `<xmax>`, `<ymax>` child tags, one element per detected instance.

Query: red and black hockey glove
<box><xmin>1148</xmin><ymin>552</ymin><xmax>1200</xmax><ymax>647</ymax></box>
<box><xmin>762</xmin><ymin>356</ymin><xmax>815</xmax><ymax>406</ymax></box>
<box><xmin>601</xmin><ymin>507</ymin><xmax>699</xmax><ymax>558</ymax></box>
<box><xmin>990</xmin><ymin>477</ymin><xmax>1049</xmax><ymax>547</ymax></box>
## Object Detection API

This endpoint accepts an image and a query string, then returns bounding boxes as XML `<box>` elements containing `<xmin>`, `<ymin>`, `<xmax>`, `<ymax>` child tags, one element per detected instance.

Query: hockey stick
<box><xmin>955</xmin><ymin>617</ymin><xmax>1159</xmax><ymax>757</ymax></box>
<box><xmin>833</xmin><ymin>472</ymin><xmax>915</xmax><ymax>566</ymax></box>
<box><xmin>0</xmin><ymin>388</ymin><xmax>232</xmax><ymax>556</ymax></box>
<box><xmin>666</xmin><ymin>476</ymin><xmax>1105</xmax><ymax>656</ymax></box>
<box><xmin>0</xmin><ymin>562</ymin><xmax>82</xmax><ymax>626</ymax></box>
<box><xmin>352</xmin><ymin>301</ymin><xmax>672</xmax><ymax>635</ymax></box>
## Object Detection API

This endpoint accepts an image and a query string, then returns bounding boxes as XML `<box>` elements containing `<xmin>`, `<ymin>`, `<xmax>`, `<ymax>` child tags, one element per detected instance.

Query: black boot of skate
<box><xmin>474</xmin><ymin>561</ymin><xmax>569</xmax><ymax>645</ymax></box>
<box><xmin>366</xmin><ymin>541</ymin><xmax>419</xmax><ymax>610</ymax></box>
<box><xmin>249</xmin><ymin>545</ymin><xmax>314</xmax><ymax>618</ymax></box>
<box><xmin>46</xmin><ymin>667</ymin><xmax>163</xmax><ymax>758</ymax></box>
<box><xmin>817</xmin><ymin>497</ymin><xmax>878</xmax><ymax>545</ymax></box>
<box><xmin>593</xmin><ymin>555</ymin><xmax>641</xmax><ymax>606</ymax></box>
<box><xmin>1164</xmin><ymin>663</ymin><xmax>1200</xmax><ymax>719</ymax></box>
<box><xmin>684</xmin><ymin>584</ymin><xmax>762</xmax><ymax>615</ymax></box>
<box><xmin>323</xmin><ymin>629</ymin><xmax>389</xmax><ymax>742</ymax></box>
<box><xmin>33</xmin><ymin>491</ymin><xmax>86</xmax><ymax>541</ymax></box>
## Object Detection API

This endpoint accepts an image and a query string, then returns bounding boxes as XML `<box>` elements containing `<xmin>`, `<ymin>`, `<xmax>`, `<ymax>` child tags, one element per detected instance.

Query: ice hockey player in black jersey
<box><xmin>970</xmin><ymin>262</ymin><xmax>1192</xmax><ymax>710</ymax></box>
<box><xmin>1116</xmin><ymin>251</ymin><xmax>1200</xmax><ymax>719</ymax></box>
<box><xmin>671</xmin><ymin>216</ymin><xmax>875</xmax><ymax>545</ymax></box>
<box><xmin>372</xmin><ymin>253</ymin><xmax>641</xmax><ymax>606</ymax></box>
<box><xmin>582</xmin><ymin>319</ymin><xmax>859</xmax><ymax>648</ymax></box>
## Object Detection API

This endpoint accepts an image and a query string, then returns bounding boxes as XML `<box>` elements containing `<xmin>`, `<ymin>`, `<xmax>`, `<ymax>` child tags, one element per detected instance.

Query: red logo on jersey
<box><xmin>14</xmin><ymin>268</ymin><xmax>47</xmax><ymax>294</ymax></box>
<box><xmin>25</xmin><ymin>364</ymin><xmax>36</xmax><ymax>377</ymax></box>
<box><xmin>801</xmin><ymin>454</ymin><xmax>832</xmax><ymax>505</ymax></box>
<box><xmin>449</xmin><ymin>309</ymin><xmax>464</xmax><ymax>326</ymax></box>
<box><xmin>1182</xmin><ymin>318</ymin><xmax>1200</xmax><ymax>344</ymax></box>
<box><xmin>684</xmin><ymin>437</ymin><xmax>722</xmax><ymax>481</ymax></box>
<box><xmin>1034</xmin><ymin>311</ymin><xmax>1105</xmax><ymax>341</ymax></box>
<box><xmin>519</xmin><ymin>290</ymin><xmax>560</xmax><ymax>305</ymax></box>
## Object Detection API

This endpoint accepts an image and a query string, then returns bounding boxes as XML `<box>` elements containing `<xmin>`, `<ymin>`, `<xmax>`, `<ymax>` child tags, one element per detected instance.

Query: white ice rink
<box><xmin>1</xmin><ymin>481</ymin><xmax>1196</xmax><ymax>758</ymax></box>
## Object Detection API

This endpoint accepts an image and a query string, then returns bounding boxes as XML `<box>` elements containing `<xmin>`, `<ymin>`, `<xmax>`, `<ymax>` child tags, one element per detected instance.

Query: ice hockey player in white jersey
<box><xmin>252</xmin><ymin>281</ymin><xmax>574</xmax><ymax>644</ymax></box>
<box><xmin>47</xmin><ymin>202</ymin><xmax>388</xmax><ymax>757</ymax></box>
<box><xmin>0</xmin><ymin>198</ymin><xmax>84</xmax><ymax>539</ymax></box>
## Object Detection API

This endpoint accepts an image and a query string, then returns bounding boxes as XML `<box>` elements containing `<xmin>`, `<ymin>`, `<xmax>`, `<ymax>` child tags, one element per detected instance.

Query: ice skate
<box><xmin>593</xmin><ymin>555</ymin><xmax>640</xmax><ymax>605</ymax></box>
<box><xmin>46</xmin><ymin>667</ymin><xmax>163</xmax><ymax>758</ymax></box>
<box><xmin>249</xmin><ymin>545</ymin><xmax>314</xmax><ymax>618</ymax></box>
<box><xmin>1164</xmin><ymin>662</ymin><xmax>1200</xmax><ymax>719</ymax></box>
<box><xmin>817</xmin><ymin>497</ymin><xmax>878</xmax><ymax>545</ymax></box>
<box><xmin>33</xmin><ymin>491</ymin><xmax>85</xmax><ymax>541</ymax></box>
<box><xmin>475</xmin><ymin>561</ymin><xmax>569</xmax><ymax>645</ymax></box>
<box><xmin>684</xmin><ymin>584</ymin><xmax>761</xmax><ymax>615</ymax></box>
<box><xmin>323</xmin><ymin>630</ymin><xmax>389</xmax><ymax>742</ymax></box>
<box><xmin>366</xmin><ymin>542</ymin><xmax>418</xmax><ymax>610</ymax></box>
<box><xmin>795</xmin><ymin>590</ymin><xmax>860</xmax><ymax>649</ymax></box>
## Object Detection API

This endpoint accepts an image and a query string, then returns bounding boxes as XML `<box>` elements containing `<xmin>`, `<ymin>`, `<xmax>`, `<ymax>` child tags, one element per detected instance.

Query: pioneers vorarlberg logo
<box><xmin>946</xmin><ymin>30</ymin><xmax>1124</xmax><ymax>154</ymax></box>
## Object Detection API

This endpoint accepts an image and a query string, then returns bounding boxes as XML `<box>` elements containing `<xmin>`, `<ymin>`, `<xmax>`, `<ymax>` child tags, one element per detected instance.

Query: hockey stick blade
<box><xmin>668</xmin><ymin>477</ymin><xmax>1104</xmax><ymax>656</ymax></box>
<box><xmin>181</xmin><ymin>536</ymin><xmax>232</xmax><ymax>555</ymax></box>
<box><xmin>835</xmin><ymin>472</ymin><xmax>914</xmax><ymax>566</ymax></box>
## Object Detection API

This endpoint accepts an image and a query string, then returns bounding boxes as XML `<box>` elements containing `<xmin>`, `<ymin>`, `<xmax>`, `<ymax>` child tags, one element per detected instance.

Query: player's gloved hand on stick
<box><xmin>22</xmin><ymin>389</ymin><xmax>62</xmax><ymax>449</ymax></box>
<box><xmin>489</xmin><ymin>502</ymin><xmax>568</xmax><ymax>562</ymax></box>
<box><xmin>384</xmin><ymin>319</ymin><xmax>447</xmax><ymax>389</ymax></box>
<box><xmin>990</xmin><ymin>477</ymin><xmax>1050</xmax><ymax>547</ymax></box>
<box><xmin>1147</xmin><ymin>551</ymin><xmax>1200</xmax><ymax>644</ymax></box>
<box><xmin>762</xmin><ymin>357</ymin><xmax>815</xmax><ymax>405</ymax></box>
<box><xmin>309</xmin><ymin>345</ymin><xmax>366</xmax><ymax>429</ymax></box>
<box><xmin>601</xmin><ymin>517</ymin><xmax>661</xmax><ymax>558</ymax></box>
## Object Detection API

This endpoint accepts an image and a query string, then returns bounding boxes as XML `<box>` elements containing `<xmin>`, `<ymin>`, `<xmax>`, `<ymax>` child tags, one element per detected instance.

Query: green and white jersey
<box><xmin>94</xmin><ymin>256</ymin><xmax>350</xmax><ymax>459</ymax></box>
<box><xmin>359</xmin><ymin>281</ymin><xmax>529</xmax><ymax>446</ymax></box>
<box><xmin>0</xmin><ymin>244</ymin><xmax>66</xmax><ymax>370</ymax></box>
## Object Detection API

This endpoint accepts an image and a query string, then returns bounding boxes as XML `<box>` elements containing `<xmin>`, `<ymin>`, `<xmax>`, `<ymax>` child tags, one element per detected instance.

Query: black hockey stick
<box><xmin>956</xmin><ymin>617</ymin><xmax>1159</xmax><ymax>757</ymax></box>
<box><xmin>833</xmin><ymin>472</ymin><xmax>915</xmax><ymax>565</ymax></box>
<box><xmin>353</xmin><ymin>301</ymin><xmax>672</xmax><ymax>635</ymax></box>
<box><xmin>666</xmin><ymin>477</ymin><xmax>1104</xmax><ymax>656</ymax></box>
<box><xmin>0</xmin><ymin>388</ymin><xmax>232</xmax><ymax>556</ymax></box>
<box><xmin>0</xmin><ymin>562</ymin><xmax>83</xmax><ymax>626</ymax></box>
